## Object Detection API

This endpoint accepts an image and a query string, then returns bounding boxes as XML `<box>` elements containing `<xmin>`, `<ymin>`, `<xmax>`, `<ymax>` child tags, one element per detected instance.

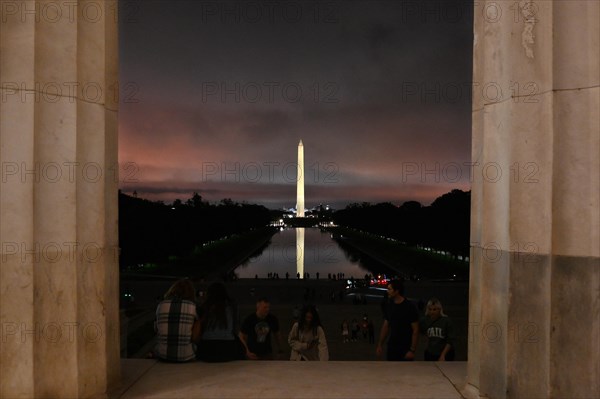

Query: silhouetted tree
<box><xmin>119</xmin><ymin>192</ymin><xmax>271</xmax><ymax>268</ymax></box>
<box><xmin>186</xmin><ymin>192</ymin><xmax>205</xmax><ymax>208</ymax></box>
<box><xmin>333</xmin><ymin>190</ymin><xmax>470</xmax><ymax>257</ymax></box>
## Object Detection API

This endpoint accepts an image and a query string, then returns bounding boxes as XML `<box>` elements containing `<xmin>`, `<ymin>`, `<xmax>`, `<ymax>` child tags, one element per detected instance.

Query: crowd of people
<box><xmin>153</xmin><ymin>278</ymin><xmax>455</xmax><ymax>363</ymax></box>
<box><xmin>341</xmin><ymin>315</ymin><xmax>375</xmax><ymax>343</ymax></box>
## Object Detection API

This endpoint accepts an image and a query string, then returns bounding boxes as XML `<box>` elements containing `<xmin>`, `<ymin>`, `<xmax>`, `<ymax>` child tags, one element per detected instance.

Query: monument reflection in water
<box><xmin>296</xmin><ymin>227</ymin><xmax>304</xmax><ymax>278</ymax></box>
<box><xmin>235</xmin><ymin>228</ymin><xmax>370</xmax><ymax>279</ymax></box>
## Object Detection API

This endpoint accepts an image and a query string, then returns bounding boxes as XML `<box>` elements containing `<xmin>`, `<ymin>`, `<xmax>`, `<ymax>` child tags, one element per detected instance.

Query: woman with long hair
<box><xmin>196</xmin><ymin>282</ymin><xmax>245</xmax><ymax>362</ymax></box>
<box><xmin>155</xmin><ymin>278</ymin><xmax>200</xmax><ymax>362</ymax></box>
<box><xmin>288</xmin><ymin>305</ymin><xmax>329</xmax><ymax>361</ymax></box>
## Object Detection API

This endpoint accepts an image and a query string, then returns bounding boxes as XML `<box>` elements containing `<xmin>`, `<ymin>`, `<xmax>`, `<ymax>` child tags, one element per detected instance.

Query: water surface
<box><xmin>235</xmin><ymin>227</ymin><xmax>373</xmax><ymax>279</ymax></box>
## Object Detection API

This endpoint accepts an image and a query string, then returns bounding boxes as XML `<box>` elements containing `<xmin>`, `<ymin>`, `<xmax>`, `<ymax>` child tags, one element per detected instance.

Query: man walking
<box><xmin>376</xmin><ymin>279</ymin><xmax>419</xmax><ymax>361</ymax></box>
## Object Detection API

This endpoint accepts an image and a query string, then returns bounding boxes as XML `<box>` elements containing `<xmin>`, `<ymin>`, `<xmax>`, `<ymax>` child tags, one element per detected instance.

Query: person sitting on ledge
<box><xmin>154</xmin><ymin>279</ymin><xmax>200</xmax><ymax>362</ymax></box>
<box><xmin>196</xmin><ymin>282</ymin><xmax>245</xmax><ymax>362</ymax></box>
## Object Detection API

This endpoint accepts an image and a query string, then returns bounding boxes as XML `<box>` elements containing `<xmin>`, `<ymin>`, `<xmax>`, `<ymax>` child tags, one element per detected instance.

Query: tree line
<box><xmin>332</xmin><ymin>189</ymin><xmax>470</xmax><ymax>258</ymax></box>
<box><xmin>119</xmin><ymin>188</ymin><xmax>470</xmax><ymax>268</ymax></box>
<box><xmin>119</xmin><ymin>191</ymin><xmax>272</xmax><ymax>267</ymax></box>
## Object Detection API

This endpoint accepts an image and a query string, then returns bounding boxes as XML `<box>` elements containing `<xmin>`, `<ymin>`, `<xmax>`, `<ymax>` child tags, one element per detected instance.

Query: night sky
<box><xmin>119</xmin><ymin>0</ymin><xmax>474</xmax><ymax>209</ymax></box>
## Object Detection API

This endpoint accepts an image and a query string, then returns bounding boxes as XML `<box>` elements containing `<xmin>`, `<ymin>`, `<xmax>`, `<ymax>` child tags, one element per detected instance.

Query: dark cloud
<box><xmin>119</xmin><ymin>0</ymin><xmax>473</xmax><ymax>208</ymax></box>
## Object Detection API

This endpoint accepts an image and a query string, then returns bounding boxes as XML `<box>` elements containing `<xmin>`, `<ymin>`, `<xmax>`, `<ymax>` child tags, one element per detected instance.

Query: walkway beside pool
<box><xmin>111</xmin><ymin>359</ymin><xmax>474</xmax><ymax>399</ymax></box>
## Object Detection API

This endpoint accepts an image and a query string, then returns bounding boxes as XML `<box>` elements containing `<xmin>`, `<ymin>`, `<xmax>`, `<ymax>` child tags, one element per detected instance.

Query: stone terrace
<box><xmin>112</xmin><ymin>359</ymin><xmax>471</xmax><ymax>399</ymax></box>
<box><xmin>114</xmin><ymin>279</ymin><xmax>472</xmax><ymax>398</ymax></box>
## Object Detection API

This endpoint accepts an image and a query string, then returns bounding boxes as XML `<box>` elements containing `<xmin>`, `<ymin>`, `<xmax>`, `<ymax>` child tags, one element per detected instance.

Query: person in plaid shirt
<box><xmin>155</xmin><ymin>279</ymin><xmax>201</xmax><ymax>362</ymax></box>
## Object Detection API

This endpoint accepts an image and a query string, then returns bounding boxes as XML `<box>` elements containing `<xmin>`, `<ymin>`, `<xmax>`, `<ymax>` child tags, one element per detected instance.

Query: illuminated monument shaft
<box><xmin>296</xmin><ymin>228</ymin><xmax>305</xmax><ymax>279</ymax></box>
<box><xmin>297</xmin><ymin>140</ymin><xmax>305</xmax><ymax>217</ymax></box>
<box><xmin>296</xmin><ymin>140</ymin><xmax>305</xmax><ymax>278</ymax></box>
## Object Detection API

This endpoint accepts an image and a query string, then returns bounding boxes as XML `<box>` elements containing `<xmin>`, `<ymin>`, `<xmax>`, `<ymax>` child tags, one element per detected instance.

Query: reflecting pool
<box><xmin>234</xmin><ymin>227</ymin><xmax>376</xmax><ymax>279</ymax></box>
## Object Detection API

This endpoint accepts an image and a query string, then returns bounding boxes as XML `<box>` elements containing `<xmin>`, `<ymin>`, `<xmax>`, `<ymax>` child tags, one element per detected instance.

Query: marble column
<box><xmin>0</xmin><ymin>1</ymin><xmax>120</xmax><ymax>397</ymax></box>
<box><xmin>468</xmin><ymin>1</ymin><xmax>599</xmax><ymax>398</ymax></box>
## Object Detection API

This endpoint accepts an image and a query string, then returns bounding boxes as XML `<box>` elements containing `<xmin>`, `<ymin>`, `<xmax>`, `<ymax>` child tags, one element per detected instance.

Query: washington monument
<box><xmin>296</xmin><ymin>140</ymin><xmax>305</xmax><ymax>217</ymax></box>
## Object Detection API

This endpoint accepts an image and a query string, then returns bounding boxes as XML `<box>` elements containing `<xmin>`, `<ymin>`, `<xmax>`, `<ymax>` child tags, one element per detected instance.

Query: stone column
<box><xmin>0</xmin><ymin>1</ymin><xmax>120</xmax><ymax>397</ymax></box>
<box><xmin>468</xmin><ymin>1</ymin><xmax>599</xmax><ymax>398</ymax></box>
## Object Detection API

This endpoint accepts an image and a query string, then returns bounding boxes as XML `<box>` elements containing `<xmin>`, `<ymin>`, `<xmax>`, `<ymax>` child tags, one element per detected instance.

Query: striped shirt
<box><xmin>155</xmin><ymin>299</ymin><xmax>197</xmax><ymax>362</ymax></box>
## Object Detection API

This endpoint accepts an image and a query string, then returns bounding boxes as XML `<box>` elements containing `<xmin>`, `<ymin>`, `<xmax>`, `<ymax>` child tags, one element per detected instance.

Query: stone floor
<box><xmin>111</xmin><ymin>359</ymin><xmax>471</xmax><ymax>399</ymax></box>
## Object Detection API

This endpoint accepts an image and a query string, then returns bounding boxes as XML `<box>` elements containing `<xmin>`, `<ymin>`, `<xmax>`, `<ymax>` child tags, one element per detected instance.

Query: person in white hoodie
<box><xmin>288</xmin><ymin>305</ymin><xmax>329</xmax><ymax>361</ymax></box>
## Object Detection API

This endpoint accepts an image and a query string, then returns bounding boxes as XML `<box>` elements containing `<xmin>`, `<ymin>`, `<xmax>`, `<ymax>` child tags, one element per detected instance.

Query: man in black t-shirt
<box><xmin>376</xmin><ymin>279</ymin><xmax>419</xmax><ymax>361</ymax></box>
<box><xmin>239</xmin><ymin>297</ymin><xmax>281</xmax><ymax>360</ymax></box>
